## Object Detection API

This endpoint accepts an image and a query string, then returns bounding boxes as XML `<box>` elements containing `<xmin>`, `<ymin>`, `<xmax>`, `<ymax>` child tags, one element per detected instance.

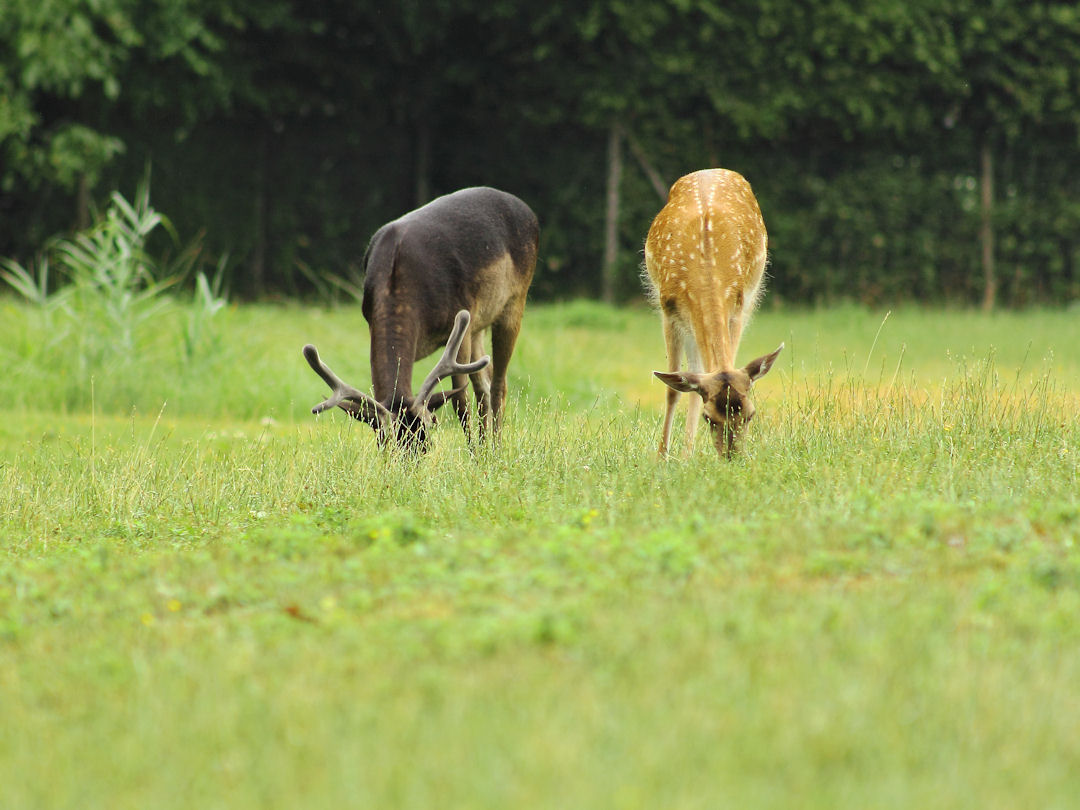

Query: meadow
<box><xmin>1</xmin><ymin>297</ymin><xmax>1079</xmax><ymax>809</ymax></box>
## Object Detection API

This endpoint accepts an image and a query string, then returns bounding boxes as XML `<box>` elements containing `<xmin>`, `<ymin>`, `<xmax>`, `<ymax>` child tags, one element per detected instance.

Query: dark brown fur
<box><xmin>306</xmin><ymin>187</ymin><xmax>538</xmax><ymax>451</ymax></box>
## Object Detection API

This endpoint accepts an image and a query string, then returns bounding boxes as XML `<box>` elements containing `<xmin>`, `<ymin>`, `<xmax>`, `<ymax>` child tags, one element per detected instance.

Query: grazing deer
<box><xmin>643</xmin><ymin>169</ymin><xmax>783</xmax><ymax>459</ymax></box>
<box><xmin>303</xmin><ymin>186</ymin><xmax>538</xmax><ymax>451</ymax></box>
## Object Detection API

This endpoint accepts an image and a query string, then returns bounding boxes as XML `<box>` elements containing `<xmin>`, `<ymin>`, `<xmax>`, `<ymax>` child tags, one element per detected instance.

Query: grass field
<box><xmin>1</xmin><ymin>300</ymin><xmax>1079</xmax><ymax>809</ymax></box>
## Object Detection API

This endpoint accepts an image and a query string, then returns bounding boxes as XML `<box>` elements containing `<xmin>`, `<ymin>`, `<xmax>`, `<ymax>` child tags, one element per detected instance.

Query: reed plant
<box><xmin>1</xmin><ymin>185</ymin><xmax>229</xmax><ymax>412</ymax></box>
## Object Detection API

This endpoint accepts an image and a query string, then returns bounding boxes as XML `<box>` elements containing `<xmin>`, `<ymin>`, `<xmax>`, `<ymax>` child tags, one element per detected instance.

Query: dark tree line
<box><xmin>3</xmin><ymin>0</ymin><xmax>1080</xmax><ymax>307</ymax></box>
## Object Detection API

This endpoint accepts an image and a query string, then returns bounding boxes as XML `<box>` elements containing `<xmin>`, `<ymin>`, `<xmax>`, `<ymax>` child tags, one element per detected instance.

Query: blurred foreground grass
<box><xmin>0</xmin><ymin>301</ymin><xmax>1078</xmax><ymax>809</ymax></box>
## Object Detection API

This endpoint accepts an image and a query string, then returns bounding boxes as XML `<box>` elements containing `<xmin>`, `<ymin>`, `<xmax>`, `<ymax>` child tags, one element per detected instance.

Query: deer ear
<box><xmin>653</xmin><ymin>370</ymin><xmax>707</xmax><ymax>394</ymax></box>
<box><xmin>424</xmin><ymin>386</ymin><xmax>466</xmax><ymax>412</ymax></box>
<box><xmin>744</xmin><ymin>343</ymin><xmax>784</xmax><ymax>382</ymax></box>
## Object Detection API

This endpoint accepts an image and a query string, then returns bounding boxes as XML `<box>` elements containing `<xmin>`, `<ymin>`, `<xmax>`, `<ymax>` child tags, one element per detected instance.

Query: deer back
<box><xmin>644</xmin><ymin>169</ymin><xmax>767</xmax><ymax>371</ymax></box>
<box><xmin>361</xmin><ymin>187</ymin><xmax>539</xmax><ymax>402</ymax></box>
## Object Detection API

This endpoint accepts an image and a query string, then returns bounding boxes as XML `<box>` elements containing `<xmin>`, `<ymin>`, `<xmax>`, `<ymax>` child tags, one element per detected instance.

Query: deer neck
<box><xmin>369</xmin><ymin>320</ymin><xmax>418</xmax><ymax>405</ymax></box>
<box><xmin>686</xmin><ymin>293</ymin><xmax>737</xmax><ymax>372</ymax></box>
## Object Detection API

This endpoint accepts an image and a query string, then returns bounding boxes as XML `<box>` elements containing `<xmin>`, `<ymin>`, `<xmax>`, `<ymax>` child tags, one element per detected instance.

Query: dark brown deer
<box><xmin>303</xmin><ymin>186</ymin><xmax>538</xmax><ymax>451</ymax></box>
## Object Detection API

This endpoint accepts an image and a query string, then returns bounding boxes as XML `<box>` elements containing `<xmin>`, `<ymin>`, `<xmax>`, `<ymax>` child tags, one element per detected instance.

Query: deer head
<box><xmin>654</xmin><ymin>343</ymin><xmax>783</xmax><ymax>458</ymax></box>
<box><xmin>303</xmin><ymin>309</ymin><xmax>489</xmax><ymax>452</ymax></box>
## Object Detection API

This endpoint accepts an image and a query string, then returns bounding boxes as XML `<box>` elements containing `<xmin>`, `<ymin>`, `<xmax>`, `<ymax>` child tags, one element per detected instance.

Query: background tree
<box><xmin>943</xmin><ymin>0</ymin><xmax>1080</xmax><ymax>309</ymax></box>
<box><xmin>3</xmin><ymin>0</ymin><xmax>1079</xmax><ymax>306</ymax></box>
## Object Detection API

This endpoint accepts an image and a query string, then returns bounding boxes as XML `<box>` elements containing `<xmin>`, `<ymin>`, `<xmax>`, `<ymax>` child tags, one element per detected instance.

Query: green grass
<box><xmin>1</xmin><ymin>300</ymin><xmax>1079</xmax><ymax>809</ymax></box>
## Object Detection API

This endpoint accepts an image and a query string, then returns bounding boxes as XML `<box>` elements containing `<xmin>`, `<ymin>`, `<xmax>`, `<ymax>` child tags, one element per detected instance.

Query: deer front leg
<box><xmin>490</xmin><ymin>307</ymin><xmax>524</xmax><ymax>435</ymax></box>
<box><xmin>450</xmin><ymin>371</ymin><xmax>472</xmax><ymax>440</ymax></box>
<box><xmin>450</xmin><ymin>334</ymin><xmax>492</xmax><ymax>444</ymax></box>
<box><xmin>469</xmin><ymin>332</ymin><xmax>493</xmax><ymax>440</ymax></box>
<box><xmin>448</xmin><ymin>324</ymin><xmax>474</xmax><ymax>441</ymax></box>
<box><xmin>683</xmin><ymin>339</ymin><xmax>704</xmax><ymax>457</ymax></box>
<box><xmin>728</xmin><ymin>315</ymin><xmax>745</xmax><ymax>358</ymax></box>
<box><xmin>728</xmin><ymin>272</ymin><xmax>763</xmax><ymax>358</ymax></box>
<box><xmin>658</xmin><ymin>316</ymin><xmax>683</xmax><ymax>458</ymax></box>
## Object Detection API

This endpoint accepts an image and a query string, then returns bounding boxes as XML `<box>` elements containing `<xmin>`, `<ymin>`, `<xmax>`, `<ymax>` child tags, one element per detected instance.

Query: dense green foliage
<box><xmin>1</xmin><ymin>302</ymin><xmax>1079</xmax><ymax>807</ymax></box>
<box><xmin>3</xmin><ymin>1</ymin><xmax>1080</xmax><ymax>304</ymax></box>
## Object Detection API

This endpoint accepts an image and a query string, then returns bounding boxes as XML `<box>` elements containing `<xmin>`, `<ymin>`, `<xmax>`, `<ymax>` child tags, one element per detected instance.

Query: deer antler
<box><xmin>302</xmin><ymin>344</ymin><xmax>390</xmax><ymax>425</ymax></box>
<box><xmin>414</xmin><ymin>310</ymin><xmax>491</xmax><ymax>406</ymax></box>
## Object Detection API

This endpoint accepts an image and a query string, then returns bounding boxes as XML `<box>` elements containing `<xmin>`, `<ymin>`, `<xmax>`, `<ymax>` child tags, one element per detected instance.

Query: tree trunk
<box><xmin>602</xmin><ymin>122</ymin><xmax>623</xmax><ymax>304</ymax></box>
<box><xmin>251</xmin><ymin>130</ymin><xmax>269</xmax><ymax>296</ymax></box>
<box><xmin>415</xmin><ymin>121</ymin><xmax>432</xmax><ymax>206</ymax></box>
<box><xmin>980</xmin><ymin>141</ymin><xmax>996</xmax><ymax>312</ymax></box>
<box><xmin>76</xmin><ymin>173</ymin><xmax>91</xmax><ymax>231</ymax></box>
<box><xmin>624</xmin><ymin>128</ymin><xmax>668</xmax><ymax>200</ymax></box>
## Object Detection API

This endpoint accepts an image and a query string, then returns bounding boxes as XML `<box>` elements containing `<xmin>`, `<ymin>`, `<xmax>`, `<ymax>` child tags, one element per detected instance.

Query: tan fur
<box><xmin>444</xmin><ymin>251</ymin><xmax>530</xmax><ymax>440</ymax></box>
<box><xmin>644</xmin><ymin>169</ymin><xmax>780</xmax><ymax>458</ymax></box>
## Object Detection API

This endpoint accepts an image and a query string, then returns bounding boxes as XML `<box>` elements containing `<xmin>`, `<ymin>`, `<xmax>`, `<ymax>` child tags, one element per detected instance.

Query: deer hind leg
<box><xmin>728</xmin><ymin>304</ymin><xmax>745</xmax><ymax>358</ymax></box>
<box><xmin>658</xmin><ymin>315</ymin><xmax>683</xmax><ymax>458</ymax></box>
<box><xmin>729</xmin><ymin>264</ymin><xmax>766</xmax><ymax>359</ymax></box>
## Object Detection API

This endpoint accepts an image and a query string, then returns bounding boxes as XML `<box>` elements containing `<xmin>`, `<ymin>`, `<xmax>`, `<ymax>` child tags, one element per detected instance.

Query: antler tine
<box><xmin>415</xmin><ymin>309</ymin><xmax>491</xmax><ymax>406</ymax></box>
<box><xmin>302</xmin><ymin>344</ymin><xmax>389</xmax><ymax>421</ymax></box>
